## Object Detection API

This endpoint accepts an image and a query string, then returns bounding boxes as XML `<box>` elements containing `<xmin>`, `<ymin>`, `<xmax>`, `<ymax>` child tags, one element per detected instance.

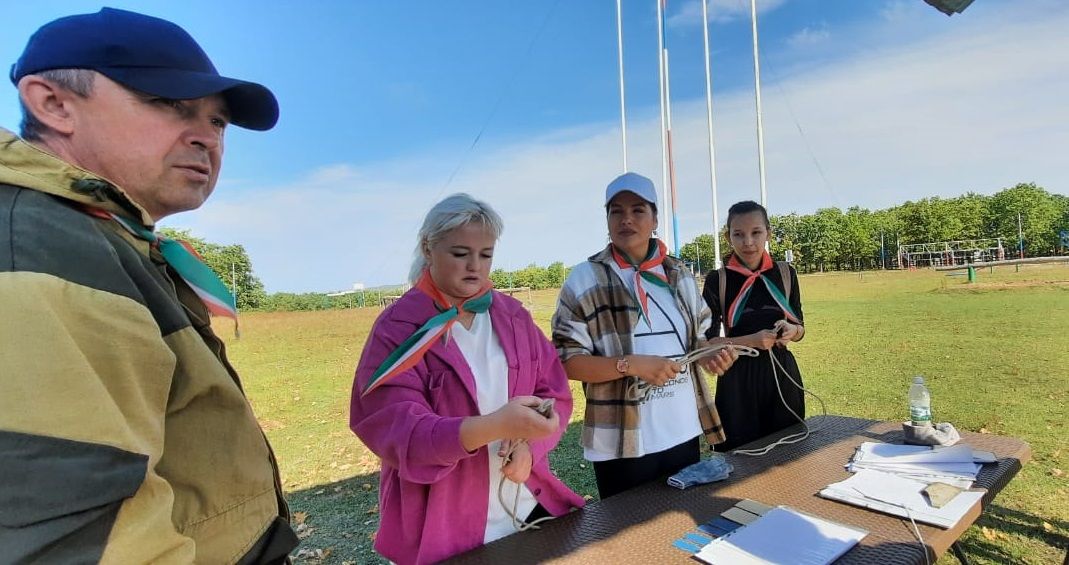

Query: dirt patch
<box><xmin>258</xmin><ymin>418</ymin><xmax>287</xmax><ymax>431</ymax></box>
<box><xmin>941</xmin><ymin>280</ymin><xmax>1069</xmax><ymax>291</ymax></box>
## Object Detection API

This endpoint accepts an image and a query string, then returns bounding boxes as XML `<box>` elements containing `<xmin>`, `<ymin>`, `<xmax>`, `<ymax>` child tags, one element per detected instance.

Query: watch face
<box><xmin>617</xmin><ymin>357</ymin><xmax>629</xmax><ymax>374</ymax></box>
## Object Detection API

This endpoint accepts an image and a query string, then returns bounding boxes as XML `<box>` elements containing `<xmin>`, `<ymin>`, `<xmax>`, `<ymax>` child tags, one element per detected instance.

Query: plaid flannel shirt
<box><xmin>551</xmin><ymin>244</ymin><xmax>726</xmax><ymax>459</ymax></box>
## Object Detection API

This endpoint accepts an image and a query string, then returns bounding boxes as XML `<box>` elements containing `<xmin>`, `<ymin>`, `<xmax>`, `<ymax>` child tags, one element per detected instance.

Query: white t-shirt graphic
<box><xmin>584</xmin><ymin>264</ymin><xmax>702</xmax><ymax>461</ymax></box>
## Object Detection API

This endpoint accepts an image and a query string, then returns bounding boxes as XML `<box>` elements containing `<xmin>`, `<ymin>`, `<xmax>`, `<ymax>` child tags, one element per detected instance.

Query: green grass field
<box><xmin>225</xmin><ymin>264</ymin><xmax>1069</xmax><ymax>564</ymax></box>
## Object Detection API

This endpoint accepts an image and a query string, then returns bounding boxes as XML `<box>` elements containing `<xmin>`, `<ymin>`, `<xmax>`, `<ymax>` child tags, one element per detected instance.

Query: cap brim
<box><xmin>605</xmin><ymin>188</ymin><xmax>657</xmax><ymax>206</ymax></box>
<box><xmin>100</xmin><ymin>67</ymin><xmax>279</xmax><ymax>131</ymax></box>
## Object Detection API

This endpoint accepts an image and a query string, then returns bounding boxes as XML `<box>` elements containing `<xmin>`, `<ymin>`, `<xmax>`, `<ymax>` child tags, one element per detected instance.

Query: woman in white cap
<box><xmin>551</xmin><ymin>172</ymin><xmax>737</xmax><ymax>498</ymax></box>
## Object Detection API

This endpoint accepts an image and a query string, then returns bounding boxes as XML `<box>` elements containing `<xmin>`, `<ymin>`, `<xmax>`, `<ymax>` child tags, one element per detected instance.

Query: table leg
<box><xmin>951</xmin><ymin>541</ymin><xmax>970</xmax><ymax>565</ymax></box>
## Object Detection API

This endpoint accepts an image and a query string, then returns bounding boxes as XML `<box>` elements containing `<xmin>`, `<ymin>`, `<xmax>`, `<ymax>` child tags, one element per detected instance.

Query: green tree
<box><xmin>513</xmin><ymin>264</ymin><xmax>548</xmax><ymax>289</ymax></box>
<box><xmin>951</xmin><ymin>192</ymin><xmax>990</xmax><ymax>239</ymax></box>
<box><xmin>489</xmin><ymin>268</ymin><xmax>511</xmax><ymax>288</ymax></box>
<box><xmin>545</xmin><ymin>261</ymin><xmax>567</xmax><ymax>287</ymax></box>
<box><xmin>158</xmin><ymin>228</ymin><xmax>266</xmax><ymax>309</ymax></box>
<box><xmin>871</xmin><ymin>208</ymin><xmax>902</xmax><ymax>268</ymax></box>
<box><xmin>679</xmin><ymin>234</ymin><xmax>717</xmax><ymax>274</ymax></box>
<box><xmin>799</xmin><ymin>208</ymin><xmax>844</xmax><ymax>271</ymax></box>
<box><xmin>491</xmin><ymin>262</ymin><xmax>570</xmax><ymax>291</ymax></box>
<box><xmin>1056</xmin><ymin>194</ymin><xmax>1069</xmax><ymax>253</ymax></box>
<box><xmin>897</xmin><ymin>197</ymin><xmax>962</xmax><ymax>244</ymax></box>
<box><xmin>986</xmin><ymin>183</ymin><xmax>1063</xmax><ymax>256</ymax></box>
<box><xmin>261</xmin><ymin>292</ymin><xmax>332</xmax><ymax>311</ymax></box>
<box><xmin>840</xmin><ymin>206</ymin><xmax>879</xmax><ymax>270</ymax></box>
<box><xmin>770</xmin><ymin>212</ymin><xmax>803</xmax><ymax>264</ymax></box>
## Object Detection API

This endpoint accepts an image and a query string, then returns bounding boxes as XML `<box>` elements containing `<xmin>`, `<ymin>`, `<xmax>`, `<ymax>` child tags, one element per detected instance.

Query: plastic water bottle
<box><xmin>908</xmin><ymin>376</ymin><xmax>932</xmax><ymax>427</ymax></box>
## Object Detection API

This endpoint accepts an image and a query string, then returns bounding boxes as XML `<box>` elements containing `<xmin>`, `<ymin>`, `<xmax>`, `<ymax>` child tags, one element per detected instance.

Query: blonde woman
<box><xmin>350</xmin><ymin>194</ymin><xmax>583</xmax><ymax>564</ymax></box>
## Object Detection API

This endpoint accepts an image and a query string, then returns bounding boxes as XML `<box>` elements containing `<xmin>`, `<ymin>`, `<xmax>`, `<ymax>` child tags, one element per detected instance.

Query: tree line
<box><xmin>169</xmin><ymin>182</ymin><xmax>1066</xmax><ymax>312</ymax></box>
<box><xmin>159</xmin><ymin>228</ymin><xmax>395</xmax><ymax>311</ymax></box>
<box><xmin>490</xmin><ymin>262</ymin><xmax>569</xmax><ymax>290</ymax></box>
<box><xmin>159</xmin><ymin>227</ymin><xmax>573</xmax><ymax>312</ymax></box>
<box><xmin>678</xmin><ymin>183</ymin><xmax>1068</xmax><ymax>273</ymax></box>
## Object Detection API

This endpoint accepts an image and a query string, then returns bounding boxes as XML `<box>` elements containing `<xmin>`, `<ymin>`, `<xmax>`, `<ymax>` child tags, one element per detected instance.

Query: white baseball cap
<box><xmin>605</xmin><ymin>172</ymin><xmax>658</xmax><ymax>207</ymax></box>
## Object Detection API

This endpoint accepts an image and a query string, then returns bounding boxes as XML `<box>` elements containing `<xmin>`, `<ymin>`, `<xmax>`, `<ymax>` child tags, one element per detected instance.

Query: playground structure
<box><xmin>897</xmin><ymin>238</ymin><xmax>1005</xmax><ymax>269</ymax></box>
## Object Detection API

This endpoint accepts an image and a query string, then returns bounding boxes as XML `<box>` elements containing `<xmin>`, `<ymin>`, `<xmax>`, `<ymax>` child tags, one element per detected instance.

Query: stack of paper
<box><xmin>820</xmin><ymin>469</ymin><xmax>985</xmax><ymax>529</ymax></box>
<box><xmin>694</xmin><ymin>506</ymin><xmax>867</xmax><ymax>565</ymax></box>
<box><xmin>848</xmin><ymin>442</ymin><xmax>981</xmax><ymax>488</ymax></box>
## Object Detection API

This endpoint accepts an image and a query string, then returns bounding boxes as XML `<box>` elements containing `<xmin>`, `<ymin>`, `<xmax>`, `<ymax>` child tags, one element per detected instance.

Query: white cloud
<box><xmin>786</xmin><ymin>23</ymin><xmax>830</xmax><ymax>48</ymax></box>
<box><xmin>669</xmin><ymin>0</ymin><xmax>787</xmax><ymax>28</ymax></box>
<box><xmin>168</xmin><ymin>4</ymin><xmax>1069</xmax><ymax>292</ymax></box>
<box><xmin>880</xmin><ymin>0</ymin><xmax>928</xmax><ymax>23</ymax></box>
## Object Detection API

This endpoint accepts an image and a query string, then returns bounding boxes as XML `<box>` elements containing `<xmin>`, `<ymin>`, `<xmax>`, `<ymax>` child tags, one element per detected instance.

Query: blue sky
<box><xmin>4</xmin><ymin>1</ymin><xmax>1067</xmax><ymax>291</ymax></box>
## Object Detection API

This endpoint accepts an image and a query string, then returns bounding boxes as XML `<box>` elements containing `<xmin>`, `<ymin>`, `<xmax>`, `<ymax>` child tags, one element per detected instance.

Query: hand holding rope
<box><xmin>626</xmin><ymin>344</ymin><xmax>760</xmax><ymax>402</ymax></box>
<box><xmin>498</xmin><ymin>398</ymin><xmax>557</xmax><ymax>532</ymax></box>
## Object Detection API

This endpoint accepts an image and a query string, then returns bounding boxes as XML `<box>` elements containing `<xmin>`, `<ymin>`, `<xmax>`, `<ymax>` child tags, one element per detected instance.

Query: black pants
<box><xmin>525</xmin><ymin>503</ymin><xmax>552</xmax><ymax>523</ymax></box>
<box><xmin>714</xmin><ymin>347</ymin><xmax>805</xmax><ymax>452</ymax></box>
<box><xmin>592</xmin><ymin>436</ymin><xmax>700</xmax><ymax>499</ymax></box>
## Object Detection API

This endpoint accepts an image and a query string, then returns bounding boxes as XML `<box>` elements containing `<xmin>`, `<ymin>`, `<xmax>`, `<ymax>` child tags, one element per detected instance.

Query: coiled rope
<box><xmin>625</xmin><ymin>343</ymin><xmax>761</xmax><ymax>402</ymax></box>
<box><xmin>731</xmin><ymin>346</ymin><xmax>827</xmax><ymax>457</ymax></box>
<box><xmin>497</xmin><ymin>398</ymin><xmax>558</xmax><ymax>532</ymax></box>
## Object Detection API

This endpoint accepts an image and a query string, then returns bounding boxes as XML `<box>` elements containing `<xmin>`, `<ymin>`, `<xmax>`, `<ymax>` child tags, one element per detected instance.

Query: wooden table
<box><xmin>449</xmin><ymin>415</ymin><xmax>1031</xmax><ymax>564</ymax></box>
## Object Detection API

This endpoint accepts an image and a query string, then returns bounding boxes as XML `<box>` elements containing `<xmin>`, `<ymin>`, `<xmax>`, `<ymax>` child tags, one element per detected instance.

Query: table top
<box><xmin>448</xmin><ymin>415</ymin><xmax>1031</xmax><ymax>564</ymax></box>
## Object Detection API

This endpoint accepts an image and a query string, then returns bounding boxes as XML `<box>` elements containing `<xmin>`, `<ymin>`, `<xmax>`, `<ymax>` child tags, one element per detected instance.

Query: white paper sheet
<box><xmin>855</xmin><ymin>442</ymin><xmax>975</xmax><ymax>463</ymax></box>
<box><xmin>694</xmin><ymin>506</ymin><xmax>867</xmax><ymax>565</ymax></box>
<box><xmin>847</xmin><ymin>442</ymin><xmax>981</xmax><ymax>487</ymax></box>
<box><xmin>820</xmin><ymin>469</ymin><xmax>985</xmax><ymax>529</ymax></box>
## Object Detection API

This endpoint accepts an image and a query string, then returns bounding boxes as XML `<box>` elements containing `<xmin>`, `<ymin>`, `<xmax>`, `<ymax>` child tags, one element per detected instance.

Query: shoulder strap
<box><xmin>776</xmin><ymin>261</ymin><xmax>792</xmax><ymax>302</ymax></box>
<box><xmin>717</xmin><ymin>266</ymin><xmax>727</xmax><ymax>329</ymax></box>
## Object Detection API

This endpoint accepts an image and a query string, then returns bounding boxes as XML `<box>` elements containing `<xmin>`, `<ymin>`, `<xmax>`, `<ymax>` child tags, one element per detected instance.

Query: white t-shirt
<box><xmin>451</xmin><ymin>312</ymin><xmax>538</xmax><ymax>543</ymax></box>
<box><xmin>583</xmin><ymin>263</ymin><xmax>702</xmax><ymax>461</ymax></box>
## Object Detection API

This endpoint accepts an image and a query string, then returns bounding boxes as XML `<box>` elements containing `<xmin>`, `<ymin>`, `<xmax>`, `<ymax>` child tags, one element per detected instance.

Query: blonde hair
<box><xmin>408</xmin><ymin>193</ymin><xmax>504</xmax><ymax>283</ymax></box>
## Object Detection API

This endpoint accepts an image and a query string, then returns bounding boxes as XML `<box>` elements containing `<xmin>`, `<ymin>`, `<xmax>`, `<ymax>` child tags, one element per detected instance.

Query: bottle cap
<box><xmin>913</xmin><ymin>376</ymin><xmax>925</xmax><ymax>384</ymax></box>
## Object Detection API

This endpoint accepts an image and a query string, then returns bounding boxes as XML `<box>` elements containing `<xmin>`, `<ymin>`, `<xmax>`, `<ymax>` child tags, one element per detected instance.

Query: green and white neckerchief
<box><xmin>362</xmin><ymin>269</ymin><xmax>493</xmax><ymax>397</ymax></box>
<box><xmin>84</xmin><ymin>206</ymin><xmax>239</xmax><ymax>327</ymax></box>
<box><xmin>611</xmin><ymin>238</ymin><xmax>670</xmax><ymax>324</ymax></box>
<box><xmin>724</xmin><ymin>251</ymin><xmax>799</xmax><ymax>330</ymax></box>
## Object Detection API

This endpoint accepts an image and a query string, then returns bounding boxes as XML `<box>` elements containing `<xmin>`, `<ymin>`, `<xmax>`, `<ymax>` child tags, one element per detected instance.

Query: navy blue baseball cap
<box><xmin>10</xmin><ymin>7</ymin><xmax>278</xmax><ymax>131</ymax></box>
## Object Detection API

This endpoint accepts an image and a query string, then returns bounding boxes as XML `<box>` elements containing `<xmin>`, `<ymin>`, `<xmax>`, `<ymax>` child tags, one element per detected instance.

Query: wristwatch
<box><xmin>615</xmin><ymin>356</ymin><xmax>630</xmax><ymax>375</ymax></box>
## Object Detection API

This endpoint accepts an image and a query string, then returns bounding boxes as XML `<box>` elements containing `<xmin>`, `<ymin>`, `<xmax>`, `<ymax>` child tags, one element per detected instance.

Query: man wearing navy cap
<box><xmin>0</xmin><ymin>8</ymin><xmax>297</xmax><ymax>562</ymax></box>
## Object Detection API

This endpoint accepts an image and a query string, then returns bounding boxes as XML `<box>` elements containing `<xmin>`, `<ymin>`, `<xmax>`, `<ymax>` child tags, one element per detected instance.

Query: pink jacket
<box><xmin>350</xmin><ymin>289</ymin><xmax>584</xmax><ymax>565</ymax></box>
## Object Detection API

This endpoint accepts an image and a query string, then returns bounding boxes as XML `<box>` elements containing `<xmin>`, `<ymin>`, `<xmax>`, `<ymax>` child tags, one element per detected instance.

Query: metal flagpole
<box><xmin>749</xmin><ymin>0</ymin><xmax>768</xmax><ymax>209</ymax></box>
<box><xmin>664</xmin><ymin>35</ymin><xmax>681</xmax><ymax>256</ymax></box>
<box><xmin>657</xmin><ymin>0</ymin><xmax>680</xmax><ymax>254</ymax></box>
<box><xmin>655</xmin><ymin>0</ymin><xmax>672</xmax><ymax>252</ymax></box>
<box><xmin>616</xmin><ymin>0</ymin><xmax>628</xmax><ymax>172</ymax></box>
<box><xmin>1017</xmin><ymin>212</ymin><xmax>1024</xmax><ymax>258</ymax></box>
<box><xmin>881</xmin><ymin>230</ymin><xmax>886</xmax><ymax>269</ymax></box>
<box><xmin>701</xmin><ymin>0</ymin><xmax>722</xmax><ymax>269</ymax></box>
